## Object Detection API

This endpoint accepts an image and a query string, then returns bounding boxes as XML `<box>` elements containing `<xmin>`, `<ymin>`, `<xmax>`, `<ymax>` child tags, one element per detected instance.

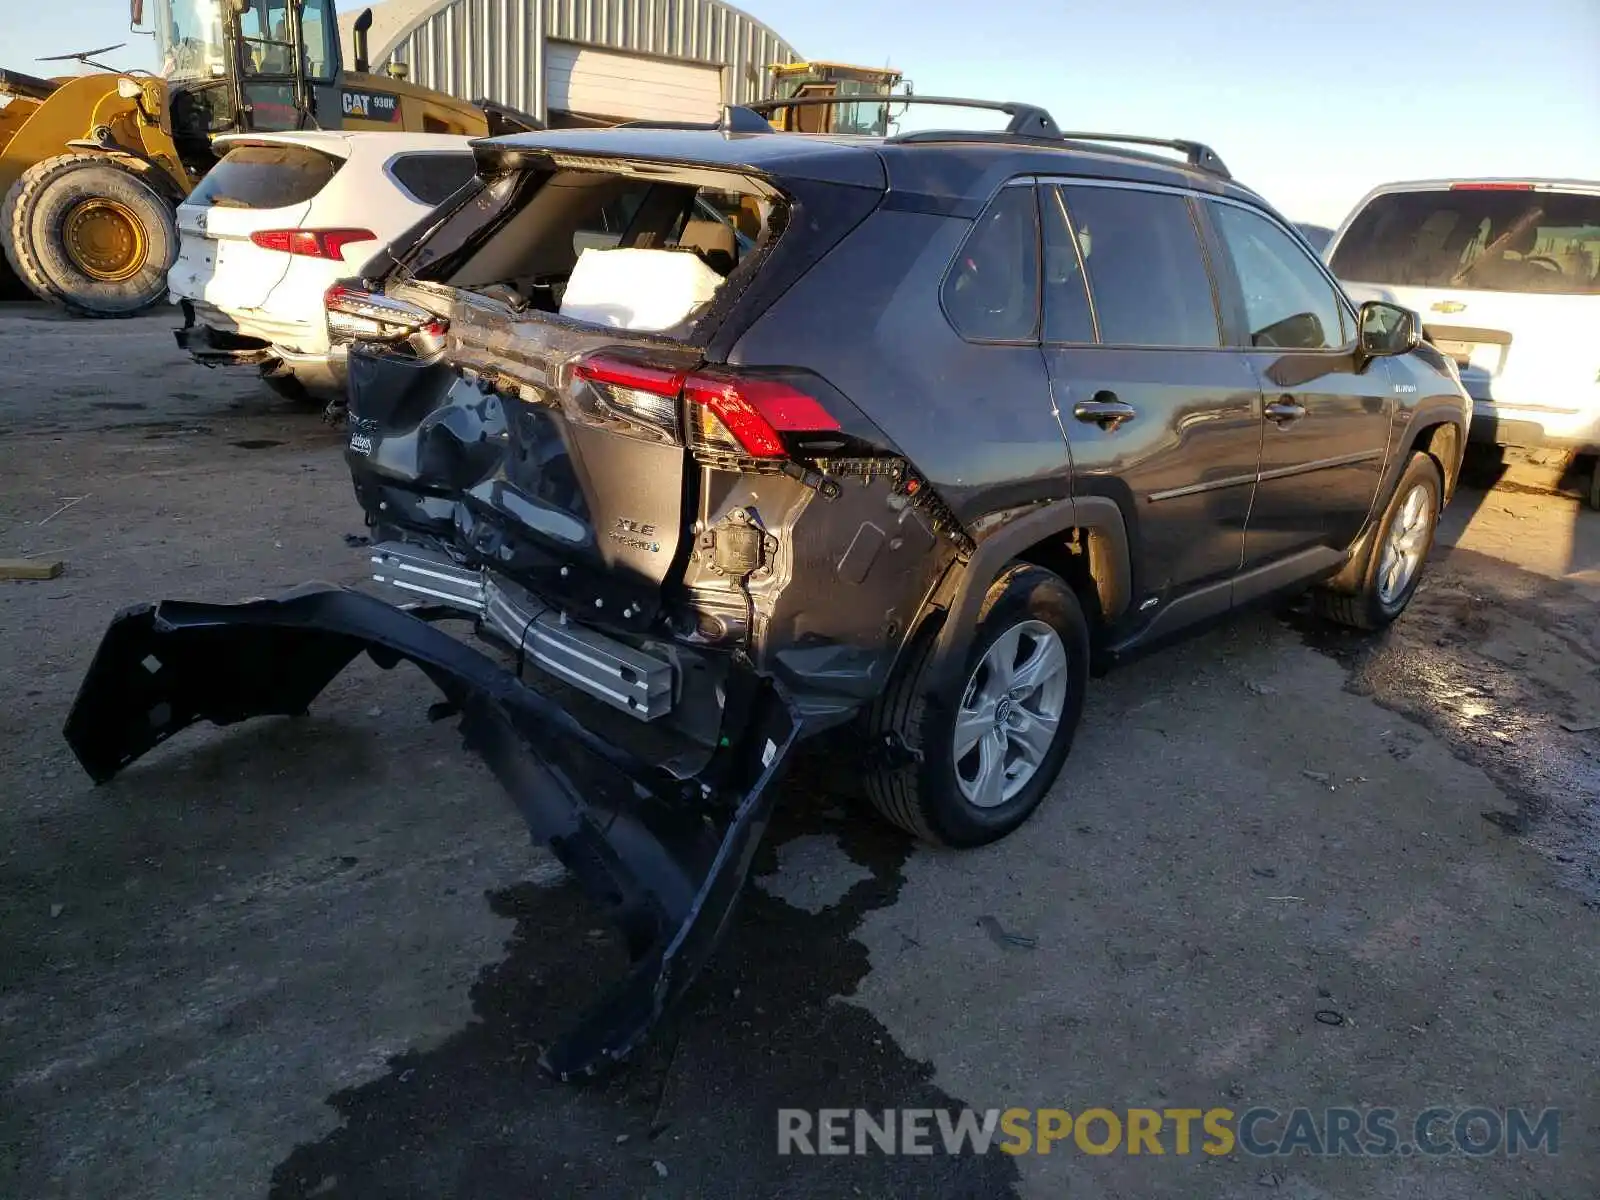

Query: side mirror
<box><xmin>1358</xmin><ymin>299</ymin><xmax>1421</xmax><ymax>360</ymax></box>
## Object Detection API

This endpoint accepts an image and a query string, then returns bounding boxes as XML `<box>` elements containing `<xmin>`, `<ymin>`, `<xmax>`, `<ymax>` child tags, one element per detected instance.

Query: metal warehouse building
<box><xmin>339</xmin><ymin>0</ymin><xmax>800</xmax><ymax>127</ymax></box>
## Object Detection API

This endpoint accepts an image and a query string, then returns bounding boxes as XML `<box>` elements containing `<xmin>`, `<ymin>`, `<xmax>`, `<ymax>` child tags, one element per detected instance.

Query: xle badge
<box><xmin>610</xmin><ymin>517</ymin><xmax>660</xmax><ymax>553</ymax></box>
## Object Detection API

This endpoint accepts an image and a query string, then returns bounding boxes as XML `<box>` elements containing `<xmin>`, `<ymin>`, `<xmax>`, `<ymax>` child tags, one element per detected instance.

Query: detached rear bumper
<box><xmin>174</xmin><ymin>301</ymin><xmax>346</xmax><ymax>395</ymax></box>
<box><xmin>173</xmin><ymin>316</ymin><xmax>275</xmax><ymax>367</ymax></box>
<box><xmin>63</xmin><ymin>585</ymin><xmax>800</xmax><ymax>1078</ymax></box>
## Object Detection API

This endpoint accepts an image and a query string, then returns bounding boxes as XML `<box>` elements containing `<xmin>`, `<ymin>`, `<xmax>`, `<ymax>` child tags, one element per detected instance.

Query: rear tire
<box><xmin>864</xmin><ymin>564</ymin><xmax>1089</xmax><ymax>847</ymax></box>
<box><xmin>1314</xmin><ymin>451</ymin><xmax>1442</xmax><ymax>630</ymax></box>
<box><xmin>1</xmin><ymin>154</ymin><xmax>175</xmax><ymax>317</ymax></box>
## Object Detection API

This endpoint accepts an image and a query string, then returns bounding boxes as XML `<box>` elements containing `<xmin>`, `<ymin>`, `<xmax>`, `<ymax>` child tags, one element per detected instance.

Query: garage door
<box><xmin>546</xmin><ymin>43</ymin><xmax>723</xmax><ymax>124</ymax></box>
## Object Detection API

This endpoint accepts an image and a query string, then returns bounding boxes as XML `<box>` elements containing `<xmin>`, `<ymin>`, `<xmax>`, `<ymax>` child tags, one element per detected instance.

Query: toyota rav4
<box><xmin>67</xmin><ymin>99</ymin><xmax>1471</xmax><ymax>1078</ymax></box>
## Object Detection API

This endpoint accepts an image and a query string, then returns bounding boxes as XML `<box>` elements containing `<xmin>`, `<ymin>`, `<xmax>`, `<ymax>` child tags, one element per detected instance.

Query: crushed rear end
<box><xmin>65</xmin><ymin>130</ymin><xmax>966</xmax><ymax>1075</ymax></box>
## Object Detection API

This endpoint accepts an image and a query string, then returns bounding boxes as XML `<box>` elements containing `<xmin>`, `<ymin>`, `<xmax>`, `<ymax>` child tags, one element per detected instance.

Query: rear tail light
<box><xmin>324</xmin><ymin>283</ymin><xmax>448</xmax><ymax>348</ymax></box>
<box><xmin>1449</xmin><ymin>182</ymin><xmax>1534</xmax><ymax>191</ymax></box>
<box><xmin>683</xmin><ymin>373</ymin><xmax>839</xmax><ymax>459</ymax></box>
<box><xmin>566</xmin><ymin>353</ymin><xmax>844</xmax><ymax>459</ymax></box>
<box><xmin>250</xmin><ymin>228</ymin><xmax>378</xmax><ymax>260</ymax></box>
<box><xmin>569</xmin><ymin>355</ymin><xmax>688</xmax><ymax>445</ymax></box>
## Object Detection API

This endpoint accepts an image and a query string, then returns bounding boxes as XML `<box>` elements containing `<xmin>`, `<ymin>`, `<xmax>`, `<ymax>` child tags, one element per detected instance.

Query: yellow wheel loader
<box><xmin>761</xmin><ymin>62</ymin><xmax>910</xmax><ymax>137</ymax></box>
<box><xmin>0</xmin><ymin>2</ymin><xmax>537</xmax><ymax>318</ymax></box>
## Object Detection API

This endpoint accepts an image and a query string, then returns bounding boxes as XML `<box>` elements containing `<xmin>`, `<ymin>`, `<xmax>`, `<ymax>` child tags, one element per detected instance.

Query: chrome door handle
<box><xmin>1264</xmin><ymin>396</ymin><xmax>1306</xmax><ymax>425</ymax></box>
<box><xmin>1073</xmin><ymin>395</ymin><xmax>1137</xmax><ymax>431</ymax></box>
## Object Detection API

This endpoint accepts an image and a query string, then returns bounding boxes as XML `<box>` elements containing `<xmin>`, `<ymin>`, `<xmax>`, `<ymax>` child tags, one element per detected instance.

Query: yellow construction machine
<box><xmin>0</xmin><ymin>1</ymin><xmax>537</xmax><ymax>317</ymax></box>
<box><xmin>762</xmin><ymin>61</ymin><xmax>910</xmax><ymax>136</ymax></box>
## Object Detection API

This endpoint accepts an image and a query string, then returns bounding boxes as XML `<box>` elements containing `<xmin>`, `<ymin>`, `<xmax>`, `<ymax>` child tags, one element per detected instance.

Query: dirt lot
<box><xmin>1</xmin><ymin>305</ymin><xmax>1596</xmax><ymax>1200</ymax></box>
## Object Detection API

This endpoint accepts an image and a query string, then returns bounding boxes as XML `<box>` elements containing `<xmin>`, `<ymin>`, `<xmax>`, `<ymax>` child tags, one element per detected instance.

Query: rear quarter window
<box><xmin>942</xmin><ymin>184</ymin><xmax>1041</xmax><ymax>342</ymax></box>
<box><xmin>387</xmin><ymin>152</ymin><xmax>477</xmax><ymax>208</ymax></box>
<box><xmin>186</xmin><ymin>143</ymin><xmax>341</xmax><ymax>209</ymax></box>
<box><xmin>1330</xmin><ymin>187</ymin><xmax>1600</xmax><ymax>295</ymax></box>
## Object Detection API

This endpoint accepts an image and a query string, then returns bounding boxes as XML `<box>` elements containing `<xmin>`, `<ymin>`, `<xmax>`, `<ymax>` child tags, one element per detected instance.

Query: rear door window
<box><xmin>942</xmin><ymin>183</ymin><xmax>1041</xmax><ymax>342</ymax></box>
<box><xmin>388</xmin><ymin>152</ymin><xmax>476</xmax><ymax>207</ymax></box>
<box><xmin>1210</xmin><ymin>202</ymin><xmax>1349</xmax><ymax>349</ymax></box>
<box><xmin>1040</xmin><ymin>185</ymin><xmax>1095</xmax><ymax>343</ymax></box>
<box><xmin>1329</xmin><ymin>187</ymin><xmax>1600</xmax><ymax>295</ymax></box>
<box><xmin>185</xmin><ymin>143</ymin><xmax>340</xmax><ymax>209</ymax></box>
<box><xmin>1058</xmin><ymin>186</ymin><xmax>1221</xmax><ymax>347</ymax></box>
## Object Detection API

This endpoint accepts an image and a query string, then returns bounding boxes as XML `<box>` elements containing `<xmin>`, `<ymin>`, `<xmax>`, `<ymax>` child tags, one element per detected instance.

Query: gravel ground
<box><xmin>1</xmin><ymin>305</ymin><xmax>1596</xmax><ymax>1199</ymax></box>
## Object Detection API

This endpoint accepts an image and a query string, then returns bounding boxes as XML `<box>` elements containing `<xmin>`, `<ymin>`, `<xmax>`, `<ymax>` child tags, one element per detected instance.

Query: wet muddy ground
<box><xmin>1</xmin><ymin>307</ymin><xmax>1596</xmax><ymax>1199</ymax></box>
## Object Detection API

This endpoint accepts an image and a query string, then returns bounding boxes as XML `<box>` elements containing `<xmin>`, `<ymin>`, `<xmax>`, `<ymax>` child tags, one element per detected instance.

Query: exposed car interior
<box><xmin>423</xmin><ymin>169</ymin><xmax>771</xmax><ymax>319</ymax></box>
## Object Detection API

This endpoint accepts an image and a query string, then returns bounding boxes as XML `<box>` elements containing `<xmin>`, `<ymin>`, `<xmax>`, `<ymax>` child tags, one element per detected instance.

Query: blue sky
<box><xmin>16</xmin><ymin>0</ymin><xmax>1599</xmax><ymax>224</ymax></box>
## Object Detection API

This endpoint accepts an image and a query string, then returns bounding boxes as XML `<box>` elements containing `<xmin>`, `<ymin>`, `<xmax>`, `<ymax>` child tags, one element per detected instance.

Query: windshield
<box><xmin>153</xmin><ymin>0</ymin><xmax>229</xmax><ymax>81</ymax></box>
<box><xmin>1330</xmin><ymin>187</ymin><xmax>1600</xmax><ymax>296</ymax></box>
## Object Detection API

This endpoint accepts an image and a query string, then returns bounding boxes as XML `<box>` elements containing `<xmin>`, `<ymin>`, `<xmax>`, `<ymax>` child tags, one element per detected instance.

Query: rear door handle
<box><xmin>1073</xmin><ymin>394</ymin><xmax>1138</xmax><ymax>431</ymax></box>
<box><xmin>1264</xmin><ymin>396</ymin><xmax>1307</xmax><ymax>425</ymax></box>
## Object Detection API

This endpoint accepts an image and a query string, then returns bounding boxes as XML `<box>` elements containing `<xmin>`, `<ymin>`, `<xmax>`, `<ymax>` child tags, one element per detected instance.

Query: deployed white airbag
<box><xmin>559</xmin><ymin>247</ymin><xmax>723</xmax><ymax>332</ymax></box>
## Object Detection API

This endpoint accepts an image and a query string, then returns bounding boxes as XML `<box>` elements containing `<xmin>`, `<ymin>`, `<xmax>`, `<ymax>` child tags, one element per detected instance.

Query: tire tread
<box><xmin>1</xmin><ymin>153</ymin><xmax>172</xmax><ymax>317</ymax></box>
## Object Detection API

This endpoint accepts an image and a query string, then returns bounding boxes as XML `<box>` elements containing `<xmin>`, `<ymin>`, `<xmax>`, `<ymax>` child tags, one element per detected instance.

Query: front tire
<box><xmin>1</xmin><ymin>154</ymin><xmax>176</xmax><ymax>317</ymax></box>
<box><xmin>1315</xmin><ymin>451</ymin><xmax>1442</xmax><ymax>630</ymax></box>
<box><xmin>865</xmin><ymin>564</ymin><xmax>1090</xmax><ymax>847</ymax></box>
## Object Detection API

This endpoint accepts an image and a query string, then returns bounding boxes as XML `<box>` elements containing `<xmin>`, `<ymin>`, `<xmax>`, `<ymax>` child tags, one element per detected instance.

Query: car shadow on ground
<box><xmin>266</xmin><ymin>750</ymin><xmax>1021</xmax><ymax>1200</ymax></box>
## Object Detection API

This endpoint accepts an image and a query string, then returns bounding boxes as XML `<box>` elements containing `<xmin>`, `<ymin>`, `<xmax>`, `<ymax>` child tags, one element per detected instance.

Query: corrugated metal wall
<box><xmin>377</xmin><ymin>0</ymin><xmax>800</xmax><ymax>121</ymax></box>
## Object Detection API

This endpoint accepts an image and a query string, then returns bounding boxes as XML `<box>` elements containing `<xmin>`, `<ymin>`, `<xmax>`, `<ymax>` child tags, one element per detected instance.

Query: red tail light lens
<box><xmin>1448</xmin><ymin>182</ymin><xmax>1534</xmax><ymax>191</ymax></box>
<box><xmin>250</xmin><ymin>228</ymin><xmax>378</xmax><ymax>260</ymax></box>
<box><xmin>565</xmin><ymin>355</ymin><xmax>843</xmax><ymax>458</ymax></box>
<box><xmin>573</xmin><ymin>355</ymin><xmax>688</xmax><ymax>396</ymax></box>
<box><xmin>683</xmin><ymin>372</ymin><xmax>840</xmax><ymax>459</ymax></box>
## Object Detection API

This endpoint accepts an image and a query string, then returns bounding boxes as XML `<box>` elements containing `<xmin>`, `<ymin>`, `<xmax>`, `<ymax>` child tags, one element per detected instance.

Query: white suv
<box><xmin>168</xmin><ymin>131</ymin><xmax>476</xmax><ymax>400</ymax></box>
<box><xmin>1326</xmin><ymin>178</ymin><xmax>1600</xmax><ymax>506</ymax></box>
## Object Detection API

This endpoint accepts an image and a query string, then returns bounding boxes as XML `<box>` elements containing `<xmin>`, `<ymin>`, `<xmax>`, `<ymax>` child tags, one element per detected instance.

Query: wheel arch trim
<box><xmin>924</xmin><ymin>495</ymin><xmax>1131</xmax><ymax>697</ymax></box>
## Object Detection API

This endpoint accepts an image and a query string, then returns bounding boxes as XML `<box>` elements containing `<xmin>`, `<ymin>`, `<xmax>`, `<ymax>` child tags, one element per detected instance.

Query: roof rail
<box><xmin>890</xmin><ymin>126</ymin><xmax>1230</xmax><ymax>178</ymax></box>
<box><xmin>749</xmin><ymin>95</ymin><xmax>1061</xmax><ymax>139</ymax></box>
<box><xmin>614</xmin><ymin>98</ymin><xmax>1233</xmax><ymax>179</ymax></box>
<box><xmin>610</xmin><ymin>106</ymin><xmax>777</xmax><ymax>134</ymax></box>
<box><xmin>1053</xmin><ymin>131</ymin><xmax>1230</xmax><ymax>178</ymax></box>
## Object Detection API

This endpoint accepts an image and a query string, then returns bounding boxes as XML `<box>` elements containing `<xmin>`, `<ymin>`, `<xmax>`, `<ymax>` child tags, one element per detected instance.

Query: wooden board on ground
<box><xmin>0</xmin><ymin>558</ymin><xmax>64</xmax><ymax>580</ymax></box>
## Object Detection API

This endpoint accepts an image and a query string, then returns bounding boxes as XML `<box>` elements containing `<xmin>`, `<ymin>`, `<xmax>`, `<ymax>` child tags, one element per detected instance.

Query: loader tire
<box><xmin>2</xmin><ymin>153</ymin><xmax>176</xmax><ymax>317</ymax></box>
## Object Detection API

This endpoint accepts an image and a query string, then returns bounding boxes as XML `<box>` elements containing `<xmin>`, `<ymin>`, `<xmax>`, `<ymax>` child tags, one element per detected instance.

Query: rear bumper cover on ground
<box><xmin>63</xmin><ymin>585</ymin><xmax>800</xmax><ymax>1078</ymax></box>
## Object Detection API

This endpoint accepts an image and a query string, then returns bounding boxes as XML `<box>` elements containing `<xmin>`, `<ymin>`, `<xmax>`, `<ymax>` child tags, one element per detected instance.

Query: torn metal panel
<box><xmin>62</xmin><ymin>585</ymin><xmax>800</xmax><ymax>1078</ymax></box>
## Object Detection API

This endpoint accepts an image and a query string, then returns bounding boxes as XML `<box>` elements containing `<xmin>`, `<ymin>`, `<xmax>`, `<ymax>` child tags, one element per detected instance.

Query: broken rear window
<box><xmin>186</xmin><ymin>143</ymin><xmax>341</xmax><ymax>209</ymax></box>
<box><xmin>1330</xmin><ymin>187</ymin><xmax>1600</xmax><ymax>295</ymax></box>
<box><xmin>404</xmin><ymin>164</ymin><xmax>779</xmax><ymax>328</ymax></box>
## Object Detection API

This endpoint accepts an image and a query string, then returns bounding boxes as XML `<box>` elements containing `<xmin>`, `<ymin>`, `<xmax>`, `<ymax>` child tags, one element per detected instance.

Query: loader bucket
<box><xmin>63</xmin><ymin>585</ymin><xmax>802</xmax><ymax>1078</ymax></box>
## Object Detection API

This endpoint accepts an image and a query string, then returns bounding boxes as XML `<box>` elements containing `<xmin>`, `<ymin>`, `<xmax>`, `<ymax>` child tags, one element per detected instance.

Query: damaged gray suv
<box><xmin>66</xmin><ymin>99</ymin><xmax>1471</xmax><ymax>1078</ymax></box>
